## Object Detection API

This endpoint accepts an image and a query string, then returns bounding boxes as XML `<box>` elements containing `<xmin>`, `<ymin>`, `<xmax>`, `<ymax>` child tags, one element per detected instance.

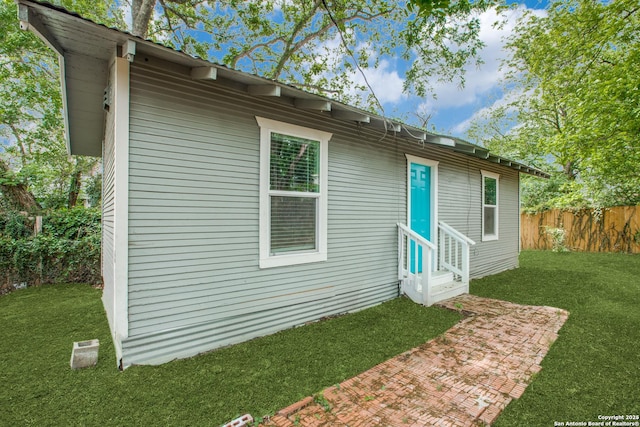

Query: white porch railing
<box><xmin>438</xmin><ymin>221</ymin><xmax>476</xmax><ymax>286</ymax></box>
<box><xmin>397</xmin><ymin>222</ymin><xmax>476</xmax><ymax>306</ymax></box>
<box><xmin>397</xmin><ymin>223</ymin><xmax>436</xmax><ymax>306</ymax></box>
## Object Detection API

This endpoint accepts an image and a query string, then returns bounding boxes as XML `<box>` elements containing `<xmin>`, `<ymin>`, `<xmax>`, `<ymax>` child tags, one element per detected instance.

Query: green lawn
<box><xmin>0</xmin><ymin>281</ymin><xmax>460</xmax><ymax>426</ymax></box>
<box><xmin>471</xmin><ymin>251</ymin><xmax>640</xmax><ymax>426</ymax></box>
<box><xmin>1</xmin><ymin>251</ymin><xmax>638</xmax><ymax>426</ymax></box>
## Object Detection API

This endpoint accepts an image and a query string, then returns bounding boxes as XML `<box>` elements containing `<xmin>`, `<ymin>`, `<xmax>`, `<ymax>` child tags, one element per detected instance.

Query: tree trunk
<box><xmin>0</xmin><ymin>159</ymin><xmax>41</xmax><ymax>212</ymax></box>
<box><xmin>67</xmin><ymin>167</ymin><xmax>83</xmax><ymax>208</ymax></box>
<box><xmin>131</xmin><ymin>0</ymin><xmax>156</xmax><ymax>38</ymax></box>
<box><xmin>563</xmin><ymin>160</ymin><xmax>577</xmax><ymax>180</ymax></box>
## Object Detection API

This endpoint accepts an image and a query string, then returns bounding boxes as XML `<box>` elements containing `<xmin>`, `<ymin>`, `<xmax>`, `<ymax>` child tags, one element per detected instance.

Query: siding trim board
<box><xmin>101</xmin><ymin>54</ymin><xmax>131</xmax><ymax>366</ymax></box>
<box><xmin>113</xmin><ymin>56</ymin><xmax>130</xmax><ymax>360</ymax></box>
<box><xmin>101</xmin><ymin>58</ymin><xmax>116</xmax><ymax>356</ymax></box>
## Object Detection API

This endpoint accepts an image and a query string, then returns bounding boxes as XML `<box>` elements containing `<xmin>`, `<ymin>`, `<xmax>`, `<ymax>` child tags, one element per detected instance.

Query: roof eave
<box><xmin>16</xmin><ymin>0</ymin><xmax>550</xmax><ymax>178</ymax></box>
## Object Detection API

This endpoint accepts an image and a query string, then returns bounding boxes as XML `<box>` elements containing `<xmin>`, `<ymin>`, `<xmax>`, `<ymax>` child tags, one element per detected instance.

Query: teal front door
<box><xmin>410</xmin><ymin>162</ymin><xmax>431</xmax><ymax>273</ymax></box>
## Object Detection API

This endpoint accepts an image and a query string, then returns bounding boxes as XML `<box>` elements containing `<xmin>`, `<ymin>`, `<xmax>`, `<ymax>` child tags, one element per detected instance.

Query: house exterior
<box><xmin>18</xmin><ymin>0</ymin><xmax>548</xmax><ymax>368</ymax></box>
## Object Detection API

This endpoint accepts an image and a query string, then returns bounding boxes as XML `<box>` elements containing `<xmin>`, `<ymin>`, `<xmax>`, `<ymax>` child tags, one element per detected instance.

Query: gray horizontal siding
<box><xmin>434</xmin><ymin>151</ymin><xmax>520</xmax><ymax>278</ymax></box>
<box><xmin>124</xmin><ymin>281</ymin><xmax>393</xmax><ymax>365</ymax></box>
<box><xmin>121</xmin><ymin>59</ymin><xmax>521</xmax><ymax>366</ymax></box>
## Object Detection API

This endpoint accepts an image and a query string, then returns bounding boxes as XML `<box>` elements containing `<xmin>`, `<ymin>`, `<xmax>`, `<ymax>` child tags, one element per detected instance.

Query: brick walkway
<box><xmin>261</xmin><ymin>295</ymin><xmax>569</xmax><ymax>427</ymax></box>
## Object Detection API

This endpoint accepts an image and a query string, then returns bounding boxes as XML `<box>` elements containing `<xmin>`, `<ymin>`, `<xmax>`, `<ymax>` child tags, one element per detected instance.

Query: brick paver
<box><xmin>260</xmin><ymin>295</ymin><xmax>569</xmax><ymax>427</ymax></box>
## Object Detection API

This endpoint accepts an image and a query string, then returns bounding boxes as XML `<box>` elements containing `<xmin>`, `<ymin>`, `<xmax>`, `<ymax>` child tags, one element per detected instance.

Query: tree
<box><xmin>2</xmin><ymin>0</ymin><xmax>504</xmax><ymax>210</ymax></box>
<box><xmin>404</xmin><ymin>0</ymin><xmax>504</xmax><ymax>96</ymax></box>
<box><xmin>0</xmin><ymin>159</ymin><xmax>40</xmax><ymax>211</ymax></box>
<box><xmin>468</xmin><ymin>0</ymin><xmax>640</xmax><ymax>209</ymax></box>
<box><xmin>0</xmin><ymin>0</ymin><xmax>56</xmax><ymax>210</ymax></box>
<box><xmin>119</xmin><ymin>0</ymin><xmax>501</xmax><ymax>110</ymax></box>
<box><xmin>0</xmin><ymin>0</ymin><xmax>121</xmax><ymax>211</ymax></box>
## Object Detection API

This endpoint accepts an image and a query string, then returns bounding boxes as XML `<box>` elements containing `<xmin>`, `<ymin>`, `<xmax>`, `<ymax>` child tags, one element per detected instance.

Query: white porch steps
<box><xmin>427</xmin><ymin>271</ymin><xmax>468</xmax><ymax>305</ymax></box>
<box><xmin>431</xmin><ymin>270</ymin><xmax>454</xmax><ymax>287</ymax></box>
<box><xmin>401</xmin><ymin>270</ymin><xmax>468</xmax><ymax>306</ymax></box>
<box><xmin>430</xmin><ymin>272</ymin><xmax>467</xmax><ymax>304</ymax></box>
<box><xmin>397</xmin><ymin>222</ymin><xmax>475</xmax><ymax>307</ymax></box>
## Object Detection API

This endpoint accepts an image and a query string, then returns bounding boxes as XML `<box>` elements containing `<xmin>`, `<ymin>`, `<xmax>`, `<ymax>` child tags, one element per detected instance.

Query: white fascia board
<box><xmin>432</xmin><ymin>136</ymin><xmax>456</xmax><ymax>147</ymax></box>
<box><xmin>18</xmin><ymin>4</ymin><xmax>71</xmax><ymax>152</ymax></box>
<box><xmin>60</xmin><ymin>56</ymin><xmax>71</xmax><ymax>154</ymax></box>
<box><xmin>294</xmin><ymin>99</ymin><xmax>332</xmax><ymax>111</ymax></box>
<box><xmin>331</xmin><ymin>109</ymin><xmax>370</xmax><ymax>123</ymax></box>
<box><xmin>371</xmin><ymin>119</ymin><xmax>401</xmax><ymax>132</ymax></box>
<box><xmin>18</xmin><ymin>4</ymin><xmax>64</xmax><ymax>55</ymax></box>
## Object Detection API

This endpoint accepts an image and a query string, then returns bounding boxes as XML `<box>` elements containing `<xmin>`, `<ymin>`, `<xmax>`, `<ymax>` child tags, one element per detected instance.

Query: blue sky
<box><xmin>139</xmin><ymin>1</ymin><xmax>550</xmax><ymax>141</ymax></box>
<box><xmin>356</xmin><ymin>1</ymin><xmax>549</xmax><ymax>138</ymax></box>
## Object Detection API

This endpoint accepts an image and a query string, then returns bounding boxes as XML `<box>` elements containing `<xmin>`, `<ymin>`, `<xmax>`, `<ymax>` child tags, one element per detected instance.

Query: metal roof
<box><xmin>16</xmin><ymin>0</ymin><xmax>549</xmax><ymax>178</ymax></box>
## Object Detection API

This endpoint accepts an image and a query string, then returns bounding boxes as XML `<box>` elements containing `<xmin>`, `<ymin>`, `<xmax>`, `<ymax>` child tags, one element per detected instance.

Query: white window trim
<box><xmin>481</xmin><ymin>170</ymin><xmax>500</xmax><ymax>242</ymax></box>
<box><xmin>256</xmin><ymin>117</ymin><xmax>331</xmax><ymax>268</ymax></box>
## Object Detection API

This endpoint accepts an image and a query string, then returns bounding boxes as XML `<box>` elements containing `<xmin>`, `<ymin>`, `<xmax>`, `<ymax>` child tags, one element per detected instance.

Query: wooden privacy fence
<box><xmin>521</xmin><ymin>206</ymin><xmax>640</xmax><ymax>253</ymax></box>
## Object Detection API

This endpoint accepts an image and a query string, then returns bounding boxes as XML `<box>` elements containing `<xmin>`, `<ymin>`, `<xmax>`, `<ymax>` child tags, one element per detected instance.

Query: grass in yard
<box><xmin>0</xmin><ymin>285</ymin><xmax>460</xmax><ymax>426</ymax></box>
<box><xmin>3</xmin><ymin>251</ymin><xmax>638</xmax><ymax>426</ymax></box>
<box><xmin>470</xmin><ymin>251</ymin><xmax>640</xmax><ymax>426</ymax></box>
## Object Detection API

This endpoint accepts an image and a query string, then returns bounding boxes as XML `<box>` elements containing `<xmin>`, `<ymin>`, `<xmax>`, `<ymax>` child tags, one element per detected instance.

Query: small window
<box><xmin>256</xmin><ymin>117</ymin><xmax>331</xmax><ymax>268</ymax></box>
<box><xmin>481</xmin><ymin>170</ymin><xmax>499</xmax><ymax>241</ymax></box>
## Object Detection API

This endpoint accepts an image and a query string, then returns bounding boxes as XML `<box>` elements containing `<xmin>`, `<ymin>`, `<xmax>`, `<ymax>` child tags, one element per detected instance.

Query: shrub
<box><xmin>0</xmin><ymin>210</ymin><xmax>34</xmax><ymax>239</ymax></box>
<box><xmin>0</xmin><ymin>207</ymin><xmax>101</xmax><ymax>290</ymax></box>
<box><xmin>544</xmin><ymin>226</ymin><xmax>569</xmax><ymax>253</ymax></box>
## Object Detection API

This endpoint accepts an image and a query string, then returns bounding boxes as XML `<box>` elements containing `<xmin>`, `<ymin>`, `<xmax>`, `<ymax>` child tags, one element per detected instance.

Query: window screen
<box><xmin>269</xmin><ymin>133</ymin><xmax>320</xmax><ymax>254</ymax></box>
<box><xmin>481</xmin><ymin>172</ymin><xmax>499</xmax><ymax>241</ymax></box>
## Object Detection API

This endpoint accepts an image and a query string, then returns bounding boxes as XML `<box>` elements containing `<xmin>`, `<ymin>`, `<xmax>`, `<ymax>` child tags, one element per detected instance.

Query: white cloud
<box><xmin>451</xmin><ymin>94</ymin><xmax>508</xmax><ymax>134</ymax></box>
<box><xmin>420</xmin><ymin>5</ymin><xmax>547</xmax><ymax>127</ymax></box>
<box><xmin>312</xmin><ymin>34</ymin><xmax>406</xmax><ymax>106</ymax></box>
<box><xmin>270</xmin><ymin>0</ymin><xmax>295</xmax><ymax>11</ymax></box>
<box><xmin>451</xmin><ymin>86</ymin><xmax>534</xmax><ymax>134</ymax></box>
<box><xmin>344</xmin><ymin>42</ymin><xmax>406</xmax><ymax>104</ymax></box>
<box><xmin>349</xmin><ymin>59</ymin><xmax>406</xmax><ymax>104</ymax></box>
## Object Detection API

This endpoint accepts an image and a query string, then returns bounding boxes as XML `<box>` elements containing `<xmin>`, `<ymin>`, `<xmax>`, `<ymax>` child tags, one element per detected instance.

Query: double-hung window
<box><xmin>481</xmin><ymin>170</ymin><xmax>499</xmax><ymax>241</ymax></box>
<box><xmin>256</xmin><ymin>117</ymin><xmax>331</xmax><ymax>268</ymax></box>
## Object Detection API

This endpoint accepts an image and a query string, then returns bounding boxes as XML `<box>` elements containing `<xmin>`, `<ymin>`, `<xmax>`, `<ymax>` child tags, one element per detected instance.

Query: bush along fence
<box><xmin>521</xmin><ymin>206</ymin><xmax>640</xmax><ymax>253</ymax></box>
<box><xmin>0</xmin><ymin>208</ymin><xmax>102</xmax><ymax>291</ymax></box>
